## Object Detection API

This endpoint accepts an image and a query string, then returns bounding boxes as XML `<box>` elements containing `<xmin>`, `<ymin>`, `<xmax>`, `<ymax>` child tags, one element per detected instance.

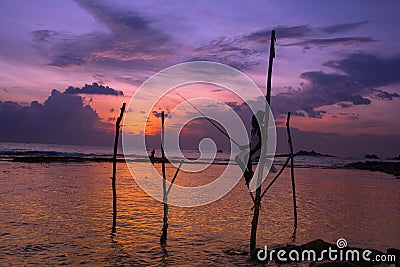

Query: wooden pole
<box><xmin>286</xmin><ymin>112</ymin><xmax>298</xmax><ymax>238</ymax></box>
<box><xmin>251</xmin><ymin>157</ymin><xmax>290</xmax><ymax>210</ymax></box>
<box><xmin>112</xmin><ymin>102</ymin><xmax>126</xmax><ymax>233</ymax></box>
<box><xmin>167</xmin><ymin>160</ymin><xmax>183</xmax><ymax>195</ymax></box>
<box><xmin>160</xmin><ymin>111</ymin><xmax>168</xmax><ymax>245</ymax></box>
<box><xmin>250</xmin><ymin>30</ymin><xmax>276</xmax><ymax>253</ymax></box>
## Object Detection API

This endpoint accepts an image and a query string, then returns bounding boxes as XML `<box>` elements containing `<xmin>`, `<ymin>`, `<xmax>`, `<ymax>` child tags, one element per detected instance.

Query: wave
<box><xmin>0</xmin><ymin>142</ymin><xmax>368</xmax><ymax>168</ymax></box>
<box><xmin>0</xmin><ymin>150</ymin><xmax>115</xmax><ymax>158</ymax></box>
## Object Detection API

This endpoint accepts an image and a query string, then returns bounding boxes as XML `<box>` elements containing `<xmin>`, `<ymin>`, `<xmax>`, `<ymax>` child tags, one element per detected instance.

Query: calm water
<box><xmin>0</xmin><ymin>159</ymin><xmax>399</xmax><ymax>266</ymax></box>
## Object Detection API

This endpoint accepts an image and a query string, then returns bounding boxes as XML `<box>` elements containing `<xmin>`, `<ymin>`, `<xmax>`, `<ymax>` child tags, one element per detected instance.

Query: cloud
<box><xmin>64</xmin><ymin>82</ymin><xmax>123</xmax><ymax>96</ymax></box>
<box><xmin>190</xmin><ymin>36</ymin><xmax>261</xmax><ymax>71</ymax></box>
<box><xmin>325</xmin><ymin>52</ymin><xmax>400</xmax><ymax>87</ymax></box>
<box><xmin>0</xmin><ymin>90</ymin><xmax>114</xmax><ymax>145</ymax></box>
<box><xmin>321</xmin><ymin>21</ymin><xmax>370</xmax><ymax>34</ymax></box>
<box><xmin>272</xmin><ymin>71</ymin><xmax>370</xmax><ymax>118</ymax></box>
<box><xmin>371</xmin><ymin>89</ymin><xmax>400</xmax><ymax>100</ymax></box>
<box><xmin>31</xmin><ymin>30</ymin><xmax>60</xmax><ymax>44</ymax></box>
<box><xmin>190</xmin><ymin>21</ymin><xmax>372</xmax><ymax>71</ymax></box>
<box><xmin>348</xmin><ymin>94</ymin><xmax>371</xmax><ymax>105</ymax></box>
<box><xmin>272</xmin><ymin>52</ymin><xmax>400</xmax><ymax>118</ymax></box>
<box><xmin>93</xmin><ymin>73</ymin><xmax>110</xmax><ymax>85</ymax></box>
<box><xmin>244</xmin><ymin>21</ymin><xmax>373</xmax><ymax>52</ymax></box>
<box><xmin>337</xmin><ymin>102</ymin><xmax>353</xmax><ymax>108</ymax></box>
<box><xmin>245</xmin><ymin>25</ymin><xmax>313</xmax><ymax>44</ymax></box>
<box><xmin>194</xmin><ymin>37</ymin><xmax>255</xmax><ymax>56</ymax></box>
<box><xmin>189</xmin><ymin>55</ymin><xmax>259</xmax><ymax>71</ymax></box>
<box><xmin>283</xmin><ymin>37</ymin><xmax>375</xmax><ymax>50</ymax></box>
<box><xmin>31</xmin><ymin>1</ymin><xmax>176</xmax><ymax>69</ymax></box>
<box><xmin>189</xmin><ymin>24</ymin><xmax>316</xmax><ymax>70</ymax></box>
<box><xmin>152</xmin><ymin>111</ymin><xmax>170</xmax><ymax>118</ymax></box>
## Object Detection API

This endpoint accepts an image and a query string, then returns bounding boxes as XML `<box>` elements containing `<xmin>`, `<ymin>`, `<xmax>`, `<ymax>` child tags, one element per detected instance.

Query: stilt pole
<box><xmin>112</xmin><ymin>103</ymin><xmax>126</xmax><ymax>233</ymax></box>
<box><xmin>286</xmin><ymin>112</ymin><xmax>298</xmax><ymax>238</ymax></box>
<box><xmin>250</xmin><ymin>29</ymin><xmax>276</xmax><ymax>253</ymax></box>
<box><xmin>160</xmin><ymin>111</ymin><xmax>168</xmax><ymax>245</ymax></box>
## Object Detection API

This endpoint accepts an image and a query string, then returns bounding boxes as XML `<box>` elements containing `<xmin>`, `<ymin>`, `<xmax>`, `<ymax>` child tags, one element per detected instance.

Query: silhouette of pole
<box><xmin>160</xmin><ymin>111</ymin><xmax>168</xmax><ymax>245</ymax></box>
<box><xmin>112</xmin><ymin>102</ymin><xmax>126</xmax><ymax>233</ymax></box>
<box><xmin>250</xmin><ymin>30</ymin><xmax>275</xmax><ymax>254</ymax></box>
<box><xmin>286</xmin><ymin>112</ymin><xmax>298</xmax><ymax>239</ymax></box>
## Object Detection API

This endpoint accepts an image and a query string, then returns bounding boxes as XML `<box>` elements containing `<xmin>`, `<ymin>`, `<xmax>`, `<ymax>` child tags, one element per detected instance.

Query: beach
<box><xmin>1</xmin><ymin>149</ymin><xmax>399</xmax><ymax>266</ymax></box>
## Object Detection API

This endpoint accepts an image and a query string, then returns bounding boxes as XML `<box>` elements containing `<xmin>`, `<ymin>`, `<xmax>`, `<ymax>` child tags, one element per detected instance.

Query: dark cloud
<box><xmin>273</xmin><ymin>22</ymin><xmax>373</xmax><ymax>50</ymax></box>
<box><xmin>64</xmin><ymin>82</ymin><xmax>123</xmax><ymax>96</ymax></box>
<box><xmin>190</xmin><ymin>25</ymin><xmax>314</xmax><ymax>70</ymax></box>
<box><xmin>31</xmin><ymin>30</ymin><xmax>60</xmax><ymax>43</ymax></box>
<box><xmin>272</xmin><ymin>52</ymin><xmax>400</xmax><ymax>118</ymax></box>
<box><xmin>31</xmin><ymin>1</ymin><xmax>175</xmax><ymax>69</ymax></box>
<box><xmin>31</xmin><ymin>30</ymin><xmax>103</xmax><ymax>67</ymax></box>
<box><xmin>191</xmin><ymin>36</ymin><xmax>261</xmax><ymax>71</ymax></box>
<box><xmin>152</xmin><ymin>111</ymin><xmax>169</xmax><ymax>118</ymax></box>
<box><xmin>195</xmin><ymin>37</ymin><xmax>256</xmax><ymax>56</ymax></box>
<box><xmin>371</xmin><ymin>89</ymin><xmax>400</xmax><ymax>100</ymax></box>
<box><xmin>245</xmin><ymin>25</ymin><xmax>313</xmax><ymax>44</ymax></box>
<box><xmin>283</xmin><ymin>37</ymin><xmax>375</xmax><ymax>49</ymax></box>
<box><xmin>115</xmin><ymin>76</ymin><xmax>144</xmax><ymax>86</ymax></box>
<box><xmin>321</xmin><ymin>21</ymin><xmax>370</xmax><ymax>34</ymax></box>
<box><xmin>93</xmin><ymin>73</ymin><xmax>110</xmax><ymax>85</ymax></box>
<box><xmin>189</xmin><ymin>56</ymin><xmax>259</xmax><ymax>71</ymax></box>
<box><xmin>0</xmin><ymin>90</ymin><xmax>114</xmax><ymax>145</ymax></box>
<box><xmin>272</xmin><ymin>71</ymin><xmax>368</xmax><ymax>118</ymax></box>
<box><xmin>243</xmin><ymin>21</ymin><xmax>371</xmax><ymax>48</ymax></box>
<box><xmin>348</xmin><ymin>94</ymin><xmax>371</xmax><ymax>105</ymax></box>
<box><xmin>325</xmin><ymin>53</ymin><xmax>400</xmax><ymax>87</ymax></box>
<box><xmin>337</xmin><ymin>102</ymin><xmax>353</xmax><ymax>108</ymax></box>
<box><xmin>191</xmin><ymin>21</ymin><xmax>372</xmax><ymax>71</ymax></box>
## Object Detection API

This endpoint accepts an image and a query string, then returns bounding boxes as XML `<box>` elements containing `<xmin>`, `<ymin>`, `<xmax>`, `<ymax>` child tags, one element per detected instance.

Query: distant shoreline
<box><xmin>3</xmin><ymin>156</ymin><xmax>399</xmax><ymax>179</ymax></box>
<box><xmin>346</xmin><ymin>161</ymin><xmax>400</xmax><ymax>179</ymax></box>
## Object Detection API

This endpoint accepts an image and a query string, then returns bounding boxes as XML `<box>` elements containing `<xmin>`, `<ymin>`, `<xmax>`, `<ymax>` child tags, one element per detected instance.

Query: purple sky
<box><xmin>0</xmin><ymin>0</ymin><xmax>399</xmax><ymax>157</ymax></box>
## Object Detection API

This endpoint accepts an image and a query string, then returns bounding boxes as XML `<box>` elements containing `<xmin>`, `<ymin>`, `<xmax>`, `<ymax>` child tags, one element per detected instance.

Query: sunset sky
<box><xmin>0</xmin><ymin>0</ymin><xmax>399</xmax><ymax>157</ymax></box>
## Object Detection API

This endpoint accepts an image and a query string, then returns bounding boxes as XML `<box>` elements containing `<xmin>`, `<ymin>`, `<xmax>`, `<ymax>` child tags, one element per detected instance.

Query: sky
<box><xmin>0</xmin><ymin>0</ymin><xmax>399</xmax><ymax>157</ymax></box>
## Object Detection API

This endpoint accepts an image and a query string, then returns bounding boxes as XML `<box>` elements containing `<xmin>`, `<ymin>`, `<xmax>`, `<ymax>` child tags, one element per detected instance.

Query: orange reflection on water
<box><xmin>1</xmin><ymin>161</ymin><xmax>399</xmax><ymax>266</ymax></box>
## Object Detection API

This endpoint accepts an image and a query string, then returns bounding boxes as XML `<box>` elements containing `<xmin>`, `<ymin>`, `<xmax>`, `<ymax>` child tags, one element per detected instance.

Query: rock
<box><xmin>346</xmin><ymin>161</ymin><xmax>400</xmax><ymax>178</ymax></box>
<box><xmin>306</xmin><ymin>239</ymin><xmax>331</xmax><ymax>252</ymax></box>
<box><xmin>387</xmin><ymin>248</ymin><xmax>400</xmax><ymax>266</ymax></box>
<box><xmin>296</xmin><ymin>150</ymin><xmax>335</xmax><ymax>157</ymax></box>
<box><xmin>364</xmin><ymin>154</ymin><xmax>380</xmax><ymax>159</ymax></box>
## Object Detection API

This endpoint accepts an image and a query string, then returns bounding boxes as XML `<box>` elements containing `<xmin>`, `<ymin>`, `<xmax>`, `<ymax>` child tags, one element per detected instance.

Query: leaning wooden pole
<box><xmin>250</xmin><ymin>29</ymin><xmax>276</xmax><ymax>253</ymax></box>
<box><xmin>112</xmin><ymin>102</ymin><xmax>126</xmax><ymax>233</ymax></box>
<box><xmin>160</xmin><ymin>111</ymin><xmax>168</xmax><ymax>245</ymax></box>
<box><xmin>286</xmin><ymin>112</ymin><xmax>298</xmax><ymax>238</ymax></box>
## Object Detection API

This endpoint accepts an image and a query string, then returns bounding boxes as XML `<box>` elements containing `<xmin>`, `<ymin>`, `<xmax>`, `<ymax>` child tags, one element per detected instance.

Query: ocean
<box><xmin>0</xmin><ymin>141</ymin><xmax>370</xmax><ymax>168</ymax></box>
<box><xmin>0</xmin><ymin>142</ymin><xmax>399</xmax><ymax>266</ymax></box>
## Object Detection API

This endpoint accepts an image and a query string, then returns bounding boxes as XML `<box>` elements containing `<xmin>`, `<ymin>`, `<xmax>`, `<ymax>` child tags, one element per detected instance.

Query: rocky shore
<box><xmin>346</xmin><ymin>161</ymin><xmax>400</xmax><ymax>179</ymax></box>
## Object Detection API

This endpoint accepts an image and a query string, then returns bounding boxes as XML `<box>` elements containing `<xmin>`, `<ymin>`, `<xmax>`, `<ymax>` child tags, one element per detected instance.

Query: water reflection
<box><xmin>0</xmin><ymin>161</ymin><xmax>399</xmax><ymax>266</ymax></box>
